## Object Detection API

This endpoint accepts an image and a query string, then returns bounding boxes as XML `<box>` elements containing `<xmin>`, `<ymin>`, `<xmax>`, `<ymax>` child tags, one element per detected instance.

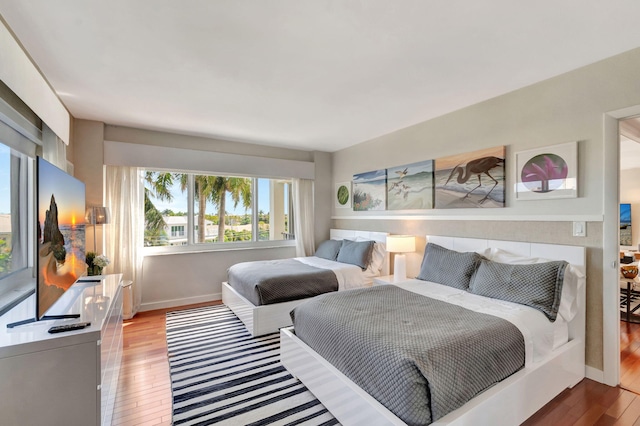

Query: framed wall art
<box><xmin>386</xmin><ymin>160</ymin><xmax>434</xmax><ymax>210</ymax></box>
<box><xmin>434</xmin><ymin>146</ymin><xmax>506</xmax><ymax>209</ymax></box>
<box><xmin>335</xmin><ymin>181</ymin><xmax>351</xmax><ymax>208</ymax></box>
<box><xmin>515</xmin><ymin>141</ymin><xmax>577</xmax><ymax>200</ymax></box>
<box><xmin>353</xmin><ymin>169</ymin><xmax>386</xmax><ymax>211</ymax></box>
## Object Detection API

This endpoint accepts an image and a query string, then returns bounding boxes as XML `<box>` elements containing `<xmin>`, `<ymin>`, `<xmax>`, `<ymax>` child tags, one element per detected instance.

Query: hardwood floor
<box><xmin>113</xmin><ymin>305</ymin><xmax>640</xmax><ymax>426</ymax></box>
<box><xmin>113</xmin><ymin>301</ymin><xmax>221</xmax><ymax>426</ymax></box>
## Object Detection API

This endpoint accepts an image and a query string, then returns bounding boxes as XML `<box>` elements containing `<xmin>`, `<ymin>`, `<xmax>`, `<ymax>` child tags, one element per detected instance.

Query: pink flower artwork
<box><xmin>521</xmin><ymin>153</ymin><xmax>568</xmax><ymax>193</ymax></box>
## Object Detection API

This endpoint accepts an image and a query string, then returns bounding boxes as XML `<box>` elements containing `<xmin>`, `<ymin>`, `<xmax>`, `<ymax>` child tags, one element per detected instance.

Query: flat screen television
<box><xmin>36</xmin><ymin>157</ymin><xmax>86</xmax><ymax>319</ymax></box>
<box><xmin>621</xmin><ymin>203</ymin><xmax>632</xmax><ymax>247</ymax></box>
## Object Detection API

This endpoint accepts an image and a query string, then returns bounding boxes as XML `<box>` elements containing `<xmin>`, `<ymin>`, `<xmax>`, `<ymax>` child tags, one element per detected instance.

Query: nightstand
<box><xmin>373</xmin><ymin>275</ymin><xmax>399</xmax><ymax>286</ymax></box>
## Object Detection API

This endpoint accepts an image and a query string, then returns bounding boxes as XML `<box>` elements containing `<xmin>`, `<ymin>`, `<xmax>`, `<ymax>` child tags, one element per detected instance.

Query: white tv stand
<box><xmin>0</xmin><ymin>274</ymin><xmax>123</xmax><ymax>426</ymax></box>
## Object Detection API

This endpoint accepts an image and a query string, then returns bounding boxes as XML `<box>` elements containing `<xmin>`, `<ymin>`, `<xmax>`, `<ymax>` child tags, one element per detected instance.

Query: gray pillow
<box><xmin>416</xmin><ymin>243</ymin><xmax>483</xmax><ymax>290</ymax></box>
<box><xmin>336</xmin><ymin>239</ymin><xmax>374</xmax><ymax>270</ymax></box>
<box><xmin>469</xmin><ymin>259</ymin><xmax>568</xmax><ymax>321</ymax></box>
<box><xmin>314</xmin><ymin>239</ymin><xmax>342</xmax><ymax>261</ymax></box>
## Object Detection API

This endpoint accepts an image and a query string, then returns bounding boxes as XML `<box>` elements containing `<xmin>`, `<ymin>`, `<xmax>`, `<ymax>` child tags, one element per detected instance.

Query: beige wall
<box><xmin>331</xmin><ymin>47</ymin><xmax>640</xmax><ymax>372</ymax></box>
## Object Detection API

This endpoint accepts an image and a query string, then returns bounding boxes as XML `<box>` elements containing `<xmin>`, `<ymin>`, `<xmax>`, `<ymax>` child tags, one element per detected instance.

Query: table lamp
<box><xmin>386</xmin><ymin>235</ymin><xmax>415</xmax><ymax>282</ymax></box>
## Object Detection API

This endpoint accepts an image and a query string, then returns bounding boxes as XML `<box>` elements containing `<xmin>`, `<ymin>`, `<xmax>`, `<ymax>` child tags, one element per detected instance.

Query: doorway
<box><xmin>619</xmin><ymin>117</ymin><xmax>640</xmax><ymax>393</ymax></box>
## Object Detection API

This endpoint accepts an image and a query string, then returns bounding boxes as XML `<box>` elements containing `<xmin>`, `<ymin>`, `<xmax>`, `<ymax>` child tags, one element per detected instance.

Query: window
<box><xmin>0</xmin><ymin>143</ymin><xmax>30</xmax><ymax>279</ymax></box>
<box><xmin>144</xmin><ymin>170</ymin><xmax>293</xmax><ymax>248</ymax></box>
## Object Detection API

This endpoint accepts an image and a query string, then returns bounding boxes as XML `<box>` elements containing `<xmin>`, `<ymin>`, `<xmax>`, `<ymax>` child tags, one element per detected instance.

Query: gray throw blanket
<box><xmin>291</xmin><ymin>285</ymin><xmax>525</xmax><ymax>425</ymax></box>
<box><xmin>227</xmin><ymin>258</ymin><xmax>339</xmax><ymax>305</ymax></box>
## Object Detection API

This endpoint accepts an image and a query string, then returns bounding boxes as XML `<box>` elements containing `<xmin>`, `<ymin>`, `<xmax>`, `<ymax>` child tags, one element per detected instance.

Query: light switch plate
<box><xmin>573</xmin><ymin>221</ymin><xmax>586</xmax><ymax>237</ymax></box>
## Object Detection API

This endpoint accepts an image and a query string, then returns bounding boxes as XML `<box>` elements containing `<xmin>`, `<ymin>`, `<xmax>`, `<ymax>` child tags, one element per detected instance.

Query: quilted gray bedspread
<box><xmin>227</xmin><ymin>258</ymin><xmax>339</xmax><ymax>306</ymax></box>
<box><xmin>291</xmin><ymin>285</ymin><xmax>525</xmax><ymax>425</ymax></box>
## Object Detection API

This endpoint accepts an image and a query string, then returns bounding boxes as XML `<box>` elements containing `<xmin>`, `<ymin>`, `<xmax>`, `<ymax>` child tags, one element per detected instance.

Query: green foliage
<box><xmin>85</xmin><ymin>251</ymin><xmax>96</xmax><ymax>267</ymax></box>
<box><xmin>0</xmin><ymin>237</ymin><xmax>11</xmax><ymax>274</ymax></box>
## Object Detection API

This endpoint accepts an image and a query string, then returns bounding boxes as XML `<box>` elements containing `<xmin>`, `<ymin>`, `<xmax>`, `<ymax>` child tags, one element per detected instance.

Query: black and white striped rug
<box><xmin>166</xmin><ymin>304</ymin><xmax>339</xmax><ymax>425</ymax></box>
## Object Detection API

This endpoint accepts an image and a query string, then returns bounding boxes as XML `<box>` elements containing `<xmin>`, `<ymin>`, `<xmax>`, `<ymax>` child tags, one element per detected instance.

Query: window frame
<box><xmin>143</xmin><ymin>169</ymin><xmax>295</xmax><ymax>255</ymax></box>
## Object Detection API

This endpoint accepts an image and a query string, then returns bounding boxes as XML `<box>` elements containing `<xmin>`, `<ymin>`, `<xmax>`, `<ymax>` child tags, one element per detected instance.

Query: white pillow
<box><xmin>354</xmin><ymin>237</ymin><xmax>386</xmax><ymax>274</ymax></box>
<box><xmin>482</xmin><ymin>247</ymin><xmax>585</xmax><ymax>322</ymax></box>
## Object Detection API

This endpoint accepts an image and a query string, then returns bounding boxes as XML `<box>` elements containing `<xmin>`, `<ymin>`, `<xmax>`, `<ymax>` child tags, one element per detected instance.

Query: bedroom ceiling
<box><xmin>2</xmin><ymin>1</ymin><xmax>640</xmax><ymax>152</ymax></box>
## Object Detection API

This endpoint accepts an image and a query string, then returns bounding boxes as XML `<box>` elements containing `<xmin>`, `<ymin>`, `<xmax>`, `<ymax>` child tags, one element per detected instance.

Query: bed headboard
<box><xmin>427</xmin><ymin>235</ymin><xmax>586</xmax><ymax>345</ymax></box>
<box><xmin>330</xmin><ymin>229</ymin><xmax>390</xmax><ymax>276</ymax></box>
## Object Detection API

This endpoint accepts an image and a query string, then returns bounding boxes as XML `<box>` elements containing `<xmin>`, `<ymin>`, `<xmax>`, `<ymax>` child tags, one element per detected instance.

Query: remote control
<box><xmin>48</xmin><ymin>322</ymin><xmax>91</xmax><ymax>334</ymax></box>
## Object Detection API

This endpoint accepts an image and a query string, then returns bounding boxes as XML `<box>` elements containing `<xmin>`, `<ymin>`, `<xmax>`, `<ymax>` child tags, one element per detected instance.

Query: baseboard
<box><xmin>585</xmin><ymin>366</ymin><xmax>605</xmax><ymax>384</ymax></box>
<box><xmin>139</xmin><ymin>293</ymin><xmax>222</xmax><ymax>312</ymax></box>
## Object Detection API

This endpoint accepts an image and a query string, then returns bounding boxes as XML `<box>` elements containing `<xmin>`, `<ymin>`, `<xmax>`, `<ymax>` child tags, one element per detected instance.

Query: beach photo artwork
<box><xmin>434</xmin><ymin>146</ymin><xmax>506</xmax><ymax>209</ymax></box>
<box><xmin>387</xmin><ymin>160</ymin><xmax>434</xmax><ymax>210</ymax></box>
<box><xmin>353</xmin><ymin>169</ymin><xmax>386</xmax><ymax>211</ymax></box>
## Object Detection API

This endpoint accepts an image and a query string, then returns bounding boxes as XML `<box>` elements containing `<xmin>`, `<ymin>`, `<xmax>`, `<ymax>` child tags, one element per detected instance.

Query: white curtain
<box><xmin>41</xmin><ymin>124</ymin><xmax>67</xmax><ymax>171</ymax></box>
<box><xmin>105</xmin><ymin>166</ymin><xmax>144</xmax><ymax>316</ymax></box>
<box><xmin>292</xmin><ymin>178</ymin><xmax>315</xmax><ymax>257</ymax></box>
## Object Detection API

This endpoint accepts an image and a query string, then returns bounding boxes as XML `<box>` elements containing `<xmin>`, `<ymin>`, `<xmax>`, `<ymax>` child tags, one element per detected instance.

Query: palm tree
<box><xmin>178</xmin><ymin>174</ymin><xmax>219</xmax><ymax>243</ymax></box>
<box><xmin>212</xmin><ymin>177</ymin><xmax>252</xmax><ymax>242</ymax></box>
<box><xmin>144</xmin><ymin>171</ymin><xmax>175</xmax><ymax>245</ymax></box>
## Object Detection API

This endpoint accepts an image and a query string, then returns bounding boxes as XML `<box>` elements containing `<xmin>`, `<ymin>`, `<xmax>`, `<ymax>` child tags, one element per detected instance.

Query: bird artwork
<box><xmin>395</xmin><ymin>168</ymin><xmax>408</xmax><ymax>179</ymax></box>
<box><xmin>443</xmin><ymin>156</ymin><xmax>504</xmax><ymax>204</ymax></box>
<box><xmin>386</xmin><ymin>160</ymin><xmax>434</xmax><ymax>210</ymax></box>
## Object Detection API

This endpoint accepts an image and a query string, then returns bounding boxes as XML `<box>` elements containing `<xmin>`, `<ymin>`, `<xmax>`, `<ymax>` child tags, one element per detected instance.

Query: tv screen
<box><xmin>37</xmin><ymin>157</ymin><xmax>86</xmax><ymax>319</ymax></box>
<box><xmin>621</xmin><ymin>203</ymin><xmax>632</xmax><ymax>247</ymax></box>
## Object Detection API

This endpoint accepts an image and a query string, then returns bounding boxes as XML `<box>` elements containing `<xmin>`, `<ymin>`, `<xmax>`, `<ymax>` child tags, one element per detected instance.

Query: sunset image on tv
<box><xmin>37</xmin><ymin>158</ymin><xmax>86</xmax><ymax>318</ymax></box>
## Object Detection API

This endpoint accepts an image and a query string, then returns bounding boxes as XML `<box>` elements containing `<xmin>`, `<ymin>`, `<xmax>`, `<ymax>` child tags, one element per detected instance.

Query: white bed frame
<box><xmin>222</xmin><ymin>229</ymin><xmax>389</xmax><ymax>337</ymax></box>
<box><xmin>280</xmin><ymin>236</ymin><xmax>586</xmax><ymax>425</ymax></box>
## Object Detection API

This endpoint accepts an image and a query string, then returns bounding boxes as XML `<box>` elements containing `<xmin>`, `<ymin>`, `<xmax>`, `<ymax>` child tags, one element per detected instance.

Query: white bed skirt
<box><xmin>280</xmin><ymin>326</ymin><xmax>584</xmax><ymax>425</ymax></box>
<box><xmin>222</xmin><ymin>281</ymin><xmax>308</xmax><ymax>337</ymax></box>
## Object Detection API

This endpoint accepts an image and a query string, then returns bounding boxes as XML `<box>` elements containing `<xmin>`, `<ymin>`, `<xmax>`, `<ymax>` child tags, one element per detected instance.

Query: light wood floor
<box><xmin>113</xmin><ymin>303</ymin><xmax>640</xmax><ymax>426</ymax></box>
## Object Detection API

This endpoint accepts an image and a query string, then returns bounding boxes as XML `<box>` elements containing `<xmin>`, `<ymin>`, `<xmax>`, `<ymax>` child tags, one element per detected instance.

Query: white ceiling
<box><xmin>2</xmin><ymin>1</ymin><xmax>640</xmax><ymax>152</ymax></box>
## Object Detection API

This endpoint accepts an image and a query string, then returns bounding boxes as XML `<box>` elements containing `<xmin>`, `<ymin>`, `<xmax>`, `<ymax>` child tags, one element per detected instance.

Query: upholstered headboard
<box><xmin>330</xmin><ymin>229</ymin><xmax>390</xmax><ymax>276</ymax></box>
<box><xmin>426</xmin><ymin>235</ymin><xmax>586</xmax><ymax>343</ymax></box>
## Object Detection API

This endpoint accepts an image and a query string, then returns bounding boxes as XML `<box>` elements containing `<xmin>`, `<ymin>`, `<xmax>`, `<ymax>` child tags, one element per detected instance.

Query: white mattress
<box><xmin>295</xmin><ymin>256</ymin><xmax>373</xmax><ymax>289</ymax></box>
<box><xmin>396</xmin><ymin>279</ymin><xmax>569</xmax><ymax>364</ymax></box>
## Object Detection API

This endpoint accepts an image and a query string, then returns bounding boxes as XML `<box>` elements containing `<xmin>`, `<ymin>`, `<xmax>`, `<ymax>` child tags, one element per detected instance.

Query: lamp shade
<box><xmin>386</xmin><ymin>235</ymin><xmax>415</xmax><ymax>253</ymax></box>
<box><xmin>85</xmin><ymin>206</ymin><xmax>110</xmax><ymax>225</ymax></box>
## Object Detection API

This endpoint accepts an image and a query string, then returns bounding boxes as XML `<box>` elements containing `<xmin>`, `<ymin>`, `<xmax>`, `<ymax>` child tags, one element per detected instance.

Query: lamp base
<box><xmin>393</xmin><ymin>254</ymin><xmax>407</xmax><ymax>282</ymax></box>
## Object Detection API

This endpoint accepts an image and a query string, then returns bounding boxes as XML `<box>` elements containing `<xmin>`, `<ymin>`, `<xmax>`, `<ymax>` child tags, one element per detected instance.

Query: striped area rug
<box><xmin>166</xmin><ymin>305</ymin><xmax>339</xmax><ymax>425</ymax></box>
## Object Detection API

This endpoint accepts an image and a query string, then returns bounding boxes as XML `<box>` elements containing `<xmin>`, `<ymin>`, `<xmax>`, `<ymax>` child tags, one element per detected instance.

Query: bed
<box><xmin>222</xmin><ymin>229</ymin><xmax>389</xmax><ymax>337</ymax></box>
<box><xmin>280</xmin><ymin>235</ymin><xmax>586</xmax><ymax>425</ymax></box>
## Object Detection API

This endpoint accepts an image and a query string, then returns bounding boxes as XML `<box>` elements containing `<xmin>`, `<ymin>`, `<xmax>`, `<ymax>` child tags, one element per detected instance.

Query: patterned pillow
<box><xmin>314</xmin><ymin>239</ymin><xmax>342</xmax><ymax>261</ymax></box>
<box><xmin>416</xmin><ymin>243</ymin><xmax>483</xmax><ymax>290</ymax></box>
<box><xmin>336</xmin><ymin>239</ymin><xmax>375</xmax><ymax>270</ymax></box>
<box><xmin>469</xmin><ymin>259</ymin><xmax>568</xmax><ymax>321</ymax></box>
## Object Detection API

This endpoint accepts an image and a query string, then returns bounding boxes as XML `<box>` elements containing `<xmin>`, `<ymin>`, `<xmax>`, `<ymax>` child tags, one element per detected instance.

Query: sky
<box><xmin>38</xmin><ymin>158</ymin><xmax>85</xmax><ymax>226</ymax></box>
<box><xmin>151</xmin><ymin>178</ymin><xmax>280</xmax><ymax>215</ymax></box>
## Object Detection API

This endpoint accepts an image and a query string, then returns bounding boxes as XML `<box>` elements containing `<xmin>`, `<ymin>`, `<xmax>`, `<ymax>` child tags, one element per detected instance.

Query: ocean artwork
<box><xmin>434</xmin><ymin>146</ymin><xmax>506</xmax><ymax>209</ymax></box>
<box><xmin>386</xmin><ymin>160</ymin><xmax>434</xmax><ymax>210</ymax></box>
<box><xmin>353</xmin><ymin>169</ymin><xmax>387</xmax><ymax>211</ymax></box>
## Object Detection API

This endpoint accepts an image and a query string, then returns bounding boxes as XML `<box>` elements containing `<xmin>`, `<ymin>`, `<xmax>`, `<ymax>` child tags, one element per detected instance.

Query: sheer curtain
<box><xmin>292</xmin><ymin>178</ymin><xmax>315</xmax><ymax>257</ymax></box>
<box><xmin>105</xmin><ymin>166</ymin><xmax>144</xmax><ymax>316</ymax></box>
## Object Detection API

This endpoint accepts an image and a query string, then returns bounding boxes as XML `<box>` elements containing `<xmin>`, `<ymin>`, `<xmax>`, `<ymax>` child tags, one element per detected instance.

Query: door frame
<box><xmin>603</xmin><ymin>106</ymin><xmax>640</xmax><ymax>386</ymax></box>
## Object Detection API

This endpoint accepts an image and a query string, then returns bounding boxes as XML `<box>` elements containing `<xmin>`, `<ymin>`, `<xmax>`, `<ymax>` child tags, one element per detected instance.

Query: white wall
<box><xmin>620</xmin><ymin>167</ymin><xmax>640</xmax><ymax>248</ymax></box>
<box><xmin>141</xmin><ymin>246</ymin><xmax>295</xmax><ymax>311</ymax></box>
<box><xmin>331</xmin><ymin>46</ymin><xmax>640</xmax><ymax>373</ymax></box>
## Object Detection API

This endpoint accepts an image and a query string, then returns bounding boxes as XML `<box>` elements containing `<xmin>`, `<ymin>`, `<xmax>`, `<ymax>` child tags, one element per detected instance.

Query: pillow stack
<box><xmin>417</xmin><ymin>243</ymin><xmax>580</xmax><ymax>322</ymax></box>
